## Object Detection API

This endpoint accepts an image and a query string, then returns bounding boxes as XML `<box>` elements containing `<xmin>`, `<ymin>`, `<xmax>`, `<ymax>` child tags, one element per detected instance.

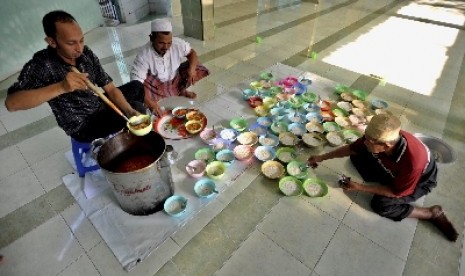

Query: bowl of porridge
<box><xmin>303</xmin><ymin>178</ymin><xmax>328</xmax><ymax>197</ymax></box>
<box><xmin>279</xmin><ymin>176</ymin><xmax>303</xmax><ymax>196</ymax></box>
<box><xmin>261</xmin><ymin>160</ymin><xmax>285</xmax><ymax>179</ymax></box>
<box><xmin>276</xmin><ymin>147</ymin><xmax>297</xmax><ymax>163</ymax></box>
<box><xmin>254</xmin><ymin>145</ymin><xmax>276</xmax><ymax>162</ymax></box>
<box><xmin>233</xmin><ymin>145</ymin><xmax>255</xmax><ymax>161</ymax></box>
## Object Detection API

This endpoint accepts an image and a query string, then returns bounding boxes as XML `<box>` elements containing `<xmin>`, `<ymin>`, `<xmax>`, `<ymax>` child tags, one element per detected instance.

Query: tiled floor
<box><xmin>1</xmin><ymin>0</ymin><xmax>465</xmax><ymax>275</ymax></box>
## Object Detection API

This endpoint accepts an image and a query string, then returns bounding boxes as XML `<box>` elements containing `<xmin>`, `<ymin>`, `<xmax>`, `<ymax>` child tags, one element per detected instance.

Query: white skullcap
<box><xmin>151</xmin><ymin>18</ymin><xmax>172</xmax><ymax>33</ymax></box>
<box><xmin>365</xmin><ymin>114</ymin><xmax>401</xmax><ymax>143</ymax></box>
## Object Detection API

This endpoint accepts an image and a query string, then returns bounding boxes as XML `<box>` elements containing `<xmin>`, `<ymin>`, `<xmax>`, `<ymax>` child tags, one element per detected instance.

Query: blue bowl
<box><xmin>305</xmin><ymin>112</ymin><xmax>324</xmax><ymax>123</ymax></box>
<box><xmin>257</xmin><ymin>116</ymin><xmax>273</xmax><ymax>128</ymax></box>
<box><xmin>220</xmin><ymin>128</ymin><xmax>239</xmax><ymax>142</ymax></box>
<box><xmin>288</xmin><ymin>122</ymin><xmax>306</xmax><ymax>136</ymax></box>
<box><xmin>258</xmin><ymin>133</ymin><xmax>280</xmax><ymax>147</ymax></box>
<box><xmin>293</xmin><ymin>82</ymin><xmax>307</xmax><ymax>95</ymax></box>
<box><xmin>164</xmin><ymin>195</ymin><xmax>188</xmax><ymax>217</ymax></box>
<box><xmin>303</xmin><ymin>103</ymin><xmax>321</xmax><ymax>113</ymax></box>
<box><xmin>242</xmin><ymin>88</ymin><xmax>257</xmax><ymax>100</ymax></box>
<box><xmin>254</xmin><ymin>145</ymin><xmax>277</xmax><ymax>161</ymax></box>
<box><xmin>249</xmin><ymin>122</ymin><xmax>268</xmax><ymax>136</ymax></box>
<box><xmin>216</xmin><ymin>149</ymin><xmax>235</xmax><ymax>164</ymax></box>
<box><xmin>194</xmin><ymin>179</ymin><xmax>218</xmax><ymax>198</ymax></box>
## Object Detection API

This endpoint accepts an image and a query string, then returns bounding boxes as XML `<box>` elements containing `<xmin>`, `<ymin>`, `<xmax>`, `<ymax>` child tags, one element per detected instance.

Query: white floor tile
<box><xmin>0</xmin><ymin>216</ymin><xmax>84</xmax><ymax>276</ymax></box>
<box><xmin>17</xmin><ymin>127</ymin><xmax>70</xmax><ymax>166</ymax></box>
<box><xmin>257</xmin><ymin>197</ymin><xmax>340</xmax><ymax>269</ymax></box>
<box><xmin>0</xmin><ymin>167</ymin><xmax>45</xmax><ymax>218</ymax></box>
<box><xmin>0</xmin><ymin>105</ymin><xmax>52</xmax><ymax>132</ymax></box>
<box><xmin>216</xmin><ymin>231</ymin><xmax>312</xmax><ymax>276</ymax></box>
<box><xmin>31</xmin><ymin>149</ymin><xmax>74</xmax><ymax>192</ymax></box>
<box><xmin>57</xmin><ymin>254</ymin><xmax>100</xmax><ymax>276</ymax></box>
<box><xmin>314</xmin><ymin>224</ymin><xmax>405</xmax><ymax>276</ymax></box>
<box><xmin>0</xmin><ymin>145</ymin><xmax>29</xmax><ymax>181</ymax></box>
<box><xmin>61</xmin><ymin>203</ymin><xmax>103</xmax><ymax>252</ymax></box>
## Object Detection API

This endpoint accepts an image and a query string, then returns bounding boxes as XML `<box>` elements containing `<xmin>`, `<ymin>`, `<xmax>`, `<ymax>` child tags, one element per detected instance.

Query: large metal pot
<box><xmin>92</xmin><ymin>131</ymin><xmax>175</xmax><ymax>215</ymax></box>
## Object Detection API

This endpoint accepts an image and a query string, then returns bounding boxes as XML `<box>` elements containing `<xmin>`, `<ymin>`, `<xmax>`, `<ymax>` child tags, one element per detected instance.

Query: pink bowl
<box><xmin>200</xmin><ymin>127</ymin><xmax>217</xmax><ymax>144</ymax></box>
<box><xmin>186</xmin><ymin>160</ymin><xmax>207</xmax><ymax>178</ymax></box>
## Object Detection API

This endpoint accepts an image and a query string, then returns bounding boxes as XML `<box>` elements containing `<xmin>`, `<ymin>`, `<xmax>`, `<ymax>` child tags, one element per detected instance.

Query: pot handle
<box><xmin>164</xmin><ymin>145</ymin><xmax>178</xmax><ymax>165</ymax></box>
<box><xmin>90</xmin><ymin>138</ymin><xmax>106</xmax><ymax>160</ymax></box>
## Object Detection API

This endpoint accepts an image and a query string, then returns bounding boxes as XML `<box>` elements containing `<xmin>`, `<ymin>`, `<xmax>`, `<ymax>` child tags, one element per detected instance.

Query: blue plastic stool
<box><xmin>71</xmin><ymin>138</ymin><xmax>100</xmax><ymax>177</ymax></box>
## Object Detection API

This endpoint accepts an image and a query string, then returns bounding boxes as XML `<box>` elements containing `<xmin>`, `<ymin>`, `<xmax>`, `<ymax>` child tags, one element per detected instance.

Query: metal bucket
<box><xmin>92</xmin><ymin>131</ymin><xmax>175</xmax><ymax>215</ymax></box>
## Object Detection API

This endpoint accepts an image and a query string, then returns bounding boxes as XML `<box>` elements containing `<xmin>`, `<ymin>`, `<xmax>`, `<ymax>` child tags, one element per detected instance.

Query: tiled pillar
<box><xmin>180</xmin><ymin>0</ymin><xmax>214</xmax><ymax>40</ymax></box>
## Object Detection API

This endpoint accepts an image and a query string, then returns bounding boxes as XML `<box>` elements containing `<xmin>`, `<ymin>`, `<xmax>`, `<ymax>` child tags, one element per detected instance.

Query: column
<box><xmin>180</xmin><ymin>0</ymin><xmax>214</xmax><ymax>40</ymax></box>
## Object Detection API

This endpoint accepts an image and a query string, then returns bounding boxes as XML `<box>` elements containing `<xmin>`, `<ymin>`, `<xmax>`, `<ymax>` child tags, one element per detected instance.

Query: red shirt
<box><xmin>350</xmin><ymin>130</ymin><xmax>429</xmax><ymax>197</ymax></box>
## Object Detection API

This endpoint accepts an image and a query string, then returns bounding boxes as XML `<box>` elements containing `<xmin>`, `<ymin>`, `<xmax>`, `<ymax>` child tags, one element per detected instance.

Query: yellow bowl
<box><xmin>206</xmin><ymin>161</ymin><xmax>226</xmax><ymax>179</ymax></box>
<box><xmin>127</xmin><ymin>115</ymin><xmax>152</xmax><ymax>136</ymax></box>
<box><xmin>185</xmin><ymin>120</ymin><xmax>204</xmax><ymax>134</ymax></box>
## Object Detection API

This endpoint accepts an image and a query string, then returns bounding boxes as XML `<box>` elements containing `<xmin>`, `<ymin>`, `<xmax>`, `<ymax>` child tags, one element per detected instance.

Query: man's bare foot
<box><xmin>184</xmin><ymin>91</ymin><xmax>197</xmax><ymax>99</ymax></box>
<box><xmin>429</xmin><ymin>205</ymin><xmax>459</xmax><ymax>242</ymax></box>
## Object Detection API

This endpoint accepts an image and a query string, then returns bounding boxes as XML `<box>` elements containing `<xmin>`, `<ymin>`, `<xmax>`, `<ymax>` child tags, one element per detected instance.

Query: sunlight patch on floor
<box><xmin>322</xmin><ymin>2</ymin><xmax>464</xmax><ymax>96</ymax></box>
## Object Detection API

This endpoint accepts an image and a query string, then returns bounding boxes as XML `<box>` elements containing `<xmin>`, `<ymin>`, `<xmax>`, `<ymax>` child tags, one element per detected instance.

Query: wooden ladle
<box><xmin>70</xmin><ymin>67</ymin><xmax>146</xmax><ymax>126</ymax></box>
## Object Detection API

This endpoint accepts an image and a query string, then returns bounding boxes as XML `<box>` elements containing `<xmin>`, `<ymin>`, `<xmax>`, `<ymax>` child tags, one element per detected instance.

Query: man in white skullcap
<box><xmin>130</xmin><ymin>18</ymin><xmax>209</xmax><ymax>114</ymax></box>
<box><xmin>308</xmin><ymin>113</ymin><xmax>458</xmax><ymax>242</ymax></box>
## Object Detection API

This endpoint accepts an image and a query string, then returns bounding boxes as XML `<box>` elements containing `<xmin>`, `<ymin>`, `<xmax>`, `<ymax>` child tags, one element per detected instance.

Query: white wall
<box><xmin>0</xmin><ymin>0</ymin><xmax>104</xmax><ymax>81</ymax></box>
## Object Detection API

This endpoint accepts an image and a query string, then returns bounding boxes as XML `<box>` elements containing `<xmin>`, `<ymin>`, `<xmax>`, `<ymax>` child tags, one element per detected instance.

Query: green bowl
<box><xmin>303</xmin><ymin>178</ymin><xmax>328</xmax><ymax>197</ymax></box>
<box><xmin>332</xmin><ymin>108</ymin><xmax>349</xmax><ymax>117</ymax></box>
<box><xmin>230</xmin><ymin>118</ymin><xmax>249</xmax><ymax>132</ymax></box>
<box><xmin>279</xmin><ymin>176</ymin><xmax>303</xmax><ymax>196</ymax></box>
<box><xmin>205</xmin><ymin>161</ymin><xmax>227</xmax><ymax>179</ymax></box>
<box><xmin>194</xmin><ymin>147</ymin><xmax>216</xmax><ymax>163</ymax></box>
<box><xmin>301</xmin><ymin>91</ymin><xmax>318</xmax><ymax>103</ymax></box>
<box><xmin>352</xmin><ymin>89</ymin><xmax>368</xmax><ymax>101</ymax></box>
<box><xmin>343</xmin><ymin>129</ymin><xmax>363</xmax><ymax>143</ymax></box>
<box><xmin>260</xmin><ymin>72</ymin><xmax>274</xmax><ymax>81</ymax></box>
<box><xmin>288</xmin><ymin>95</ymin><xmax>304</xmax><ymax>109</ymax></box>
<box><xmin>286</xmin><ymin>161</ymin><xmax>309</xmax><ymax>179</ymax></box>
<box><xmin>322</xmin><ymin>122</ymin><xmax>341</xmax><ymax>132</ymax></box>
<box><xmin>334</xmin><ymin>84</ymin><xmax>350</xmax><ymax>95</ymax></box>
<box><xmin>276</xmin><ymin>147</ymin><xmax>297</xmax><ymax>163</ymax></box>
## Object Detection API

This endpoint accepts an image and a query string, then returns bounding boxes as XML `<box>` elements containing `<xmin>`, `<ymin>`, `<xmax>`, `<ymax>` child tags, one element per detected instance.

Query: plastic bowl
<box><xmin>230</xmin><ymin>118</ymin><xmax>249</xmax><ymax>132</ymax></box>
<box><xmin>279</xmin><ymin>132</ymin><xmax>299</xmax><ymax>146</ymax></box>
<box><xmin>276</xmin><ymin>147</ymin><xmax>297</xmax><ymax>163</ymax></box>
<box><xmin>322</xmin><ymin>122</ymin><xmax>340</xmax><ymax>132</ymax></box>
<box><xmin>233</xmin><ymin>145</ymin><xmax>255</xmax><ymax>160</ymax></box>
<box><xmin>199</xmin><ymin>127</ymin><xmax>217</xmax><ymax>144</ymax></box>
<box><xmin>288</xmin><ymin>95</ymin><xmax>304</xmax><ymax>109</ymax></box>
<box><xmin>305</xmin><ymin>122</ymin><xmax>324</xmax><ymax>133</ymax></box>
<box><xmin>205</xmin><ymin>161</ymin><xmax>226</xmax><ymax>179</ymax></box>
<box><xmin>254</xmin><ymin>105</ymin><xmax>269</xmax><ymax>116</ymax></box>
<box><xmin>127</xmin><ymin>114</ymin><xmax>152</xmax><ymax>136</ymax></box>
<box><xmin>242</xmin><ymin>88</ymin><xmax>257</xmax><ymax>100</ymax></box>
<box><xmin>164</xmin><ymin>195</ymin><xmax>188</xmax><ymax>217</ymax></box>
<box><xmin>371</xmin><ymin>99</ymin><xmax>388</xmax><ymax>110</ymax></box>
<box><xmin>302</xmin><ymin>178</ymin><xmax>328</xmax><ymax>197</ymax></box>
<box><xmin>288</xmin><ymin>123</ymin><xmax>306</xmax><ymax>136</ymax></box>
<box><xmin>247</xmin><ymin>96</ymin><xmax>263</xmax><ymax>108</ymax></box>
<box><xmin>194</xmin><ymin>178</ymin><xmax>218</xmax><ymax>198</ymax></box>
<box><xmin>216</xmin><ymin>149</ymin><xmax>235</xmax><ymax>163</ymax></box>
<box><xmin>261</xmin><ymin>160</ymin><xmax>285</xmax><ymax>179</ymax></box>
<box><xmin>186</xmin><ymin>159</ymin><xmax>207</xmax><ymax>178</ymax></box>
<box><xmin>260</xmin><ymin>72</ymin><xmax>274</xmax><ymax>80</ymax></box>
<box><xmin>185</xmin><ymin>120</ymin><xmax>204</xmax><ymax>134</ymax></box>
<box><xmin>194</xmin><ymin>147</ymin><xmax>216</xmax><ymax>162</ymax></box>
<box><xmin>302</xmin><ymin>132</ymin><xmax>325</xmax><ymax>147</ymax></box>
<box><xmin>172</xmin><ymin>106</ymin><xmax>188</xmax><ymax>119</ymax></box>
<box><xmin>258</xmin><ymin>133</ymin><xmax>279</xmax><ymax>147</ymax></box>
<box><xmin>279</xmin><ymin>176</ymin><xmax>303</xmax><ymax>196</ymax></box>
<box><xmin>256</xmin><ymin>116</ymin><xmax>273</xmax><ymax>128</ymax></box>
<box><xmin>209</xmin><ymin>138</ymin><xmax>230</xmax><ymax>152</ymax></box>
<box><xmin>306</xmin><ymin>112</ymin><xmax>324</xmax><ymax>124</ymax></box>
<box><xmin>249</xmin><ymin>122</ymin><xmax>268</xmax><ymax>136</ymax></box>
<box><xmin>352</xmin><ymin>89</ymin><xmax>368</xmax><ymax>101</ymax></box>
<box><xmin>236</xmin><ymin>131</ymin><xmax>259</xmax><ymax>145</ymax></box>
<box><xmin>301</xmin><ymin>91</ymin><xmax>318</xmax><ymax>103</ymax></box>
<box><xmin>303</xmin><ymin>102</ymin><xmax>320</xmax><ymax>113</ymax></box>
<box><xmin>286</xmin><ymin>161</ymin><xmax>309</xmax><ymax>179</ymax></box>
<box><xmin>334</xmin><ymin>84</ymin><xmax>350</xmax><ymax>94</ymax></box>
<box><xmin>342</xmin><ymin>129</ymin><xmax>362</xmax><ymax>143</ymax></box>
<box><xmin>262</xmin><ymin>97</ymin><xmax>277</xmax><ymax>109</ymax></box>
<box><xmin>254</xmin><ymin>145</ymin><xmax>276</xmax><ymax>162</ymax></box>
<box><xmin>270</xmin><ymin>121</ymin><xmax>289</xmax><ymax>135</ymax></box>
<box><xmin>220</xmin><ymin>128</ymin><xmax>239</xmax><ymax>142</ymax></box>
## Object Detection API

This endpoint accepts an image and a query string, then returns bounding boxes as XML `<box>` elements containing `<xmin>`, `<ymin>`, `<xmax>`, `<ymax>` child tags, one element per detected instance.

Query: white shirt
<box><xmin>130</xmin><ymin>37</ymin><xmax>192</xmax><ymax>83</ymax></box>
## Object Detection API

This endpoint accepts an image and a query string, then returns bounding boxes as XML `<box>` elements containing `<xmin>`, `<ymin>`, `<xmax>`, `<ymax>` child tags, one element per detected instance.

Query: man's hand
<box><xmin>61</xmin><ymin>72</ymin><xmax>89</xmax><ymax>92</ymax></box>
<box><xmin>307</xmin><ymin>155</ymin><xmax>322</xmax><ymax>168</ymax></box>
<box><xmin>187</xmin><ymin>67</ymin><xmax>197</xmax><ymax>85</ymax></box>
<box><xmin>341</xmin><ymin>179</ymin><xmax>361</xmax><ymax>191</ymax></box>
